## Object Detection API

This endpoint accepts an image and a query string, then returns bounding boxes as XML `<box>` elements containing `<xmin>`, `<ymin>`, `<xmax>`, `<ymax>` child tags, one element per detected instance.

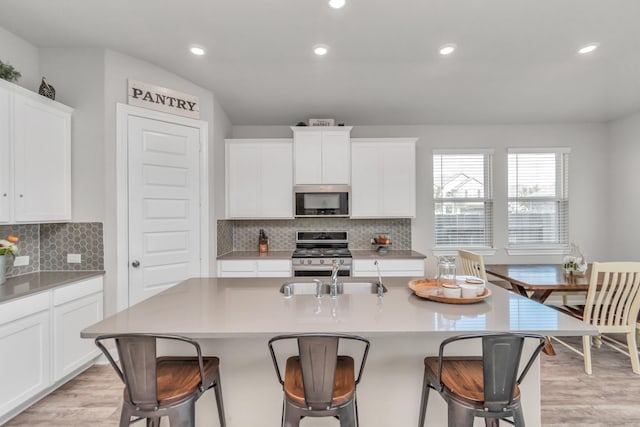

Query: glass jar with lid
<box><xmin>437</xmin><ymin>256</ymin><xmax>457</xmax><ymax>287</ymax></box>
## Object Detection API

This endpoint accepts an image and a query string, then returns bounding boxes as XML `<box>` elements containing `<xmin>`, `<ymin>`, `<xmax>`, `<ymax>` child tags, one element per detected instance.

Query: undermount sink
<box><xmin>280</xmin><ymin>281</ymin><xmax>387</xmax><ymax>296</ymax></box>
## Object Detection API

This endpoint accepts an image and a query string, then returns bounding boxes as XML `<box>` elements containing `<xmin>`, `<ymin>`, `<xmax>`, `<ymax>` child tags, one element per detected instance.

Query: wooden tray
<box><xmin>407</xmin><ymin>278</ymin><xmax>438</xmax><ymax>292</ymax></box>
<box><xmin>415</xmin><ymin>286</ymin><xmax>492</xmax><ymax>304</ymax></box>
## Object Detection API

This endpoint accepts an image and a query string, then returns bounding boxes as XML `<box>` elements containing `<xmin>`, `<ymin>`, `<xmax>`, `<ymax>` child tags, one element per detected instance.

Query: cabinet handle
<box><xmin>2</xmin><ymin>193</ymin><xmax>6</xmax><ymax>197</ymax></box>
<box><xmin>131</xmin><ymin>260</ymin><xmax>141</xmax><ymax>268</ymax></box>
<box><xmin>19</xmin><ymin>194</ymin><xmax>23</xmax><ymax>198</ymax></box>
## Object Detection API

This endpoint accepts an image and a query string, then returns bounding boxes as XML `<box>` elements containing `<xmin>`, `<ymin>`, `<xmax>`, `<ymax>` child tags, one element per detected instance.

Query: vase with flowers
<box><xmin>0</xmin><ymin>235</ymin><xmax>19</xmax><ymax>285</ymax></box>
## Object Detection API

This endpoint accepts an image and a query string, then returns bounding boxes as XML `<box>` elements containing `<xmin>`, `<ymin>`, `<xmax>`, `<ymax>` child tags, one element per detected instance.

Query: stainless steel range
<box><xmin>291</xmin><ymin>231</ymin><xmax>352</xmax><ymax>277</ymax></box>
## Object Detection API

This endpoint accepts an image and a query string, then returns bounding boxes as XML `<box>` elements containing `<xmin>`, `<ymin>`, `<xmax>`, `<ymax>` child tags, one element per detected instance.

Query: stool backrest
<box><xmin>298</xmin><ymin>335</ymin><xmax>340</xmax><ymax>409</ymax></box>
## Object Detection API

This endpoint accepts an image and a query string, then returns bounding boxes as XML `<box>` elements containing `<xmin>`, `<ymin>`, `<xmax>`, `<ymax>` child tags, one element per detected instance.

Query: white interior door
<box><xmin>127</xmin><ymin>115</ymin><xmax>201</xmax><ymax>305</ymax></box>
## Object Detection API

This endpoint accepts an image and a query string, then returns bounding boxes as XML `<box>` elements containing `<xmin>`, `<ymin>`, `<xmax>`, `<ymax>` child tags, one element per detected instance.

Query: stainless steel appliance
<box><xmin>294</xmin><ymin>185</ymin><xmax>350</xmax><ymax>217</ymax></box>
<box><xmin>292</xmin><ymin>231</ymin><xmax>352</xmax><ymax>277</ymax></box>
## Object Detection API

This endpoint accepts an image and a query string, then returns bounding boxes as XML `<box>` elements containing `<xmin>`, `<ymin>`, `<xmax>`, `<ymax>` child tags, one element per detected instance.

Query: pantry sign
<box><xmin>127</xmin><ymin>79</ymin><xmax>200</xmax><ymax>119</ymax></box>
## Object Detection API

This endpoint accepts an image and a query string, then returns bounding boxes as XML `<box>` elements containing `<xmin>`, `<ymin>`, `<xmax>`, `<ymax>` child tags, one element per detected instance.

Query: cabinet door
<box><xmin>380</xmin><ymin>142</ymin><xmax>416</xmax><ymax>217</ymax></box>
<box><xmin>256</xmin><ymin>259</ymin><xmax>292</xmax><ymax>277</ymax></box>
<box><xmin>260</xmin><ymin>142</ymin><xmax>293</xmax><ymax>218</ymax></box>
<box><xmin>321</xmin><ymin>131</ymin><xmax>350</xmax><ymax>184</ymax></box>
<box><xmin>53</xmin><ymin>291</ymin><xmax>103</xmax><ymax>380</ymax></box>
<box><xmin>0</xmin><ymin>87</ymin><xmax>9</xmax><ymax>223</ymax></box>
<box><xmin>352</xmin><ymin>258</ymin><xmax>425</xmax><ymax>277</ymax></box>
<box><xmin>218</xmin><ymin>260</ymin><xmax>257</xmax><ymax>277</ymax></box>
<box><xmin>0</xmin><ymin>294</ymin><xmax>51</xmax><ymax>418</ymax></box>
<box><xmin>227</xmin><ymin>143</ymin><xmax>261</xmax><ymax>217</ymax></box>
<box><xmin>294</xmin><ymin>131</ymin><xmax>322</xmax><ymax>184</ymax></box>
<box><xmin>13</xmin><ymin>95</ymin><xmax>71</xmax><ymax>222</ymax></box>
<box><xmin>351</xmin><ymin>143</ymin><xmax>382</xmax><ymax>217</ymax></box>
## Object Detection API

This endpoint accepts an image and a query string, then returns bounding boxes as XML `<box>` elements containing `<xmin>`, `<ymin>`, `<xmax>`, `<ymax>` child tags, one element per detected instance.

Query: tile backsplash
<box><xmin>0</xmin><ymin>222</ymin><xmax>104</xmax><ymax>279</ymax></box>
<box><xmin>217</xmin><ymin>218</ymin><xmax>411</xmax><ymax>254</ymax></box>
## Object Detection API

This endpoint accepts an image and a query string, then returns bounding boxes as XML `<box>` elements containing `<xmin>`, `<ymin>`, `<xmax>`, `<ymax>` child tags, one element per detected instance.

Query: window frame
<box><xmin>432</xmin><ymin>149</ymin><xmax>494</xmax><ymax>252</ymax></box>
<box><xmin>506</xmin><ymin>147</ymin><xmax>570</xmax><ymax>255</ymax></box>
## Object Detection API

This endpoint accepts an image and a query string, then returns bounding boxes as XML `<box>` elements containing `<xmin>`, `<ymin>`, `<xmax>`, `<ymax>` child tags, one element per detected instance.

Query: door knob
<box><xmin>131</xmin><ymin>260</ymin><xmax>140</xmax><ymax>268</ymax></box>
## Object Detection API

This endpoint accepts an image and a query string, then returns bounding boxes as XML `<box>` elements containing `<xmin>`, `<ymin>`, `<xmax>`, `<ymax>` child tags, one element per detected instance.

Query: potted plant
<box><xmin>0</xmin><ymin>60</ymin><xmax>21</xmax><ymax>83</ymax></box>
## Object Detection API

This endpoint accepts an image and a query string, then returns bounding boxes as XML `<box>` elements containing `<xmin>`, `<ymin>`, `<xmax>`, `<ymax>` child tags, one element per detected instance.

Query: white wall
<box><xmin>607</xmin><ymin>111</ymin><xmax>640</xmax><ymax>261</ymax></box>
<box><xmin>233</xmin><ymin>123</ymin><xmax>610</xmax><ymax>271</ymax></box>
<box><xmin>0</xmin><ymin>26</ymin><xmax>40</xmax><ymax>90</ymax></box>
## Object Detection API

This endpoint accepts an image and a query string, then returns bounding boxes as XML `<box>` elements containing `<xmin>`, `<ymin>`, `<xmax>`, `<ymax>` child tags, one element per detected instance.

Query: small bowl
<box><xmin>459</xmin><ymin>284</ymin><xmax>477</xmax><ymax>298</ymax></box>
<box><xmin>441</xmin><ymin>284</ymin><xmax>461</xmax><ymax>298</ymax></box>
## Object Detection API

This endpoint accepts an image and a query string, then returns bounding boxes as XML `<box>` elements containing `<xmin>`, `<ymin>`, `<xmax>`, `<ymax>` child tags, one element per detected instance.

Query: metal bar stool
<box><xmin>95</xmin><ymin>333</ymin><xmax>226</xmax><ymax>427</ymax></box>
<box><xmin>418</xmin><ymin>332</ymin><xmax>546</xmax><ymax>427</ymax></box>
<box><xmin>268</xmin><ymin>333</ymin><xmax>370</xmax><ymax>427</ymax></box>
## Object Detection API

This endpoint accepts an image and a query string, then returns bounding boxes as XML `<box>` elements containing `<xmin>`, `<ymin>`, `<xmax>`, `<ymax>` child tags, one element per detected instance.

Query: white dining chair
<box><xmin>457</xmin><ymin>250</ymin><xmax>488</xmax><ymax>281</ymax></box>
<box><xmin>551</xmin><ymin>261</ymin><xmax>640</xmax><ymax>374</ymax></box>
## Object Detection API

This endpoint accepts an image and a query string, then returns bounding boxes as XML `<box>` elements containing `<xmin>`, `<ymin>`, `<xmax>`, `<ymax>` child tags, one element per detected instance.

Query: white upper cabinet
<box><xmin>0</xmin><ymin>79</ymin><xmax>72</xmax><ymax>224</ymax></box>
<box><xmin>351</xmin><ymin>138</ymin><xmax>417</xmax><ymax>218</ymax></box>
<box><xmin>292</xmin><ymin>126</ymin><xmax>352</xmax><ymax>185</ymax></box>
<box><xmin>226</xmin><ymin>139</ymin><xmax>293</xmax><ymax>218</ymax></box>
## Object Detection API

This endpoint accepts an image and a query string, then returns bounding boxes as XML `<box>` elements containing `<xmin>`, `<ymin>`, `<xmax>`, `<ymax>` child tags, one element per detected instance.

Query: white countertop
<box><xmin>82</xmin><ymin>277</ymin><xmax>595</xmax><ymax>339</ymax></box>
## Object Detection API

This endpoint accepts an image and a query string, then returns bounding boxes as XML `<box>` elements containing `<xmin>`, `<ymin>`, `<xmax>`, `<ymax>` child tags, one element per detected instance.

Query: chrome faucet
<box><xmin>330</xmin><ymin>260</ymin><xmax>341</xmax><ymax>298</ymax></box>
<box><xmin>374</xmin><ymin>260</ymin><xmax>385</xmax><ymax>297</ymax></box>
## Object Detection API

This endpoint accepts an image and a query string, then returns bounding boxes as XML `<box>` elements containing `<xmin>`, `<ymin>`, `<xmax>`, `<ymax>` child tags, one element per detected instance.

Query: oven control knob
<box><xmin>320</xmin><ymin>259</ymin><xmax>324</xmax><ymax>265</ymax></box>
<box><xmin>307</xmin><ymin>259</ymin><xmax>312</xmax><ymax>265</ymax></box>
<box><xmin>339</xmin><ymin>259</ymin><xmax>344</xmax><ymax>265</ymax></box>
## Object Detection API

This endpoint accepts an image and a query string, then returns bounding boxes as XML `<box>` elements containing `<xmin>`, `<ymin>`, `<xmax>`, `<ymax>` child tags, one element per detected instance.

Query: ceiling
<box><xmin>2</xmin><ymin>0</ymin><xmax>640</xmax><ymax>126</ymax></box>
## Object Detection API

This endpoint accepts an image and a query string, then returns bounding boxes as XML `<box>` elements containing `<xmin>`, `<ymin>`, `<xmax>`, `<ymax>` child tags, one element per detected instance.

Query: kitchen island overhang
<box><xmin>82</xmin><ymin>277</ymin><xmax>596</xmax><ymax>427</ymax></box>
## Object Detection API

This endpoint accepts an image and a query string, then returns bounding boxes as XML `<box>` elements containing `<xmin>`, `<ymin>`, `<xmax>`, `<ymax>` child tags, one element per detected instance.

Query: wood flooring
<box><xmin>4</xmin><ymin>336</ymin><xmax>640</xmax><ymax>426</ymax></box>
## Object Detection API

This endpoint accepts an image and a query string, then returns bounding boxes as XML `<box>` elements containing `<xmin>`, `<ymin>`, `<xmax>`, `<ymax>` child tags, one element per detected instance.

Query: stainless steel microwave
<box><xmin>294</xmin><ymin>185</ymin><xmax>350</xmax><ymax>217</ymax></box>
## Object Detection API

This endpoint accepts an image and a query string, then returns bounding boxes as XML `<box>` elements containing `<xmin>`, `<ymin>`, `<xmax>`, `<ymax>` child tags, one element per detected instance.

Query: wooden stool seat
<box><xmin>284</xmin><ymin>356</ymin><xmax>355</xmax><ymax>406</ymax></box>
<box><xmin>424</xmin><ymin>357</ymin><xmax>520</xmax><ymax>405</ymax></box>
<box><xmin>150</xmin><ymin>356</ymin><xmax>220</xmax><ymax>405</ymax></box>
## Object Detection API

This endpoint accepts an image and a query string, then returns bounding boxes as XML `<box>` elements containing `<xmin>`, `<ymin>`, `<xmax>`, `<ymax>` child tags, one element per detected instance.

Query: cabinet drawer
<box><xmin>257</xmin><ymin>259</ymin><xmax>291</xmax><ymax>272</ymax></box>
<box><xmin>0</xmin><ymin>292</ymin><xmax>49</xmax><ymax>325</ymax></box>
<box><xmin>352</xmin><ymin>259</ymin><xmax>424</xmax><ymax>277</ymax></box>
<box><xmin>53</xmin><ymin>276</ymin><xmax>103</xmax><ymax>306</ymax></box>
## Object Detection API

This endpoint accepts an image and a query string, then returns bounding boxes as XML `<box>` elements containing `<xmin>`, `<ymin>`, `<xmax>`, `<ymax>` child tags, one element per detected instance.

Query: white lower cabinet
<box><xmin>0</xmin><ymin>275</ymin><xmax>104</xmax><ymax>424</ymax></box>
<box><xmin>0</xmin><ymin>292</ymin><xmax>51</xmax><ymax>419</ymax></box>
<box><xmin>53</xmin><ymin>277</ymin><xmax>103</xmax><ymax>380</ymax></box>
<box><xmin>352</xmin><ymin>258</ymin><xmax>425</xmax><ymax>277</ymax></box>
<box><xmin>218</xmin><ymin>259</ymin><xmax>292</xmax><ymax>278</ymax></box>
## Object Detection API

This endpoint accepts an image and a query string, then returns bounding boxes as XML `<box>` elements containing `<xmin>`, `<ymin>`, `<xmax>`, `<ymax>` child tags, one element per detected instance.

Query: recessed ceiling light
<box><xmin>313</xmin><ymin>44</ymin><xmax>329</xmax><ymax>56</ymax></box>
<box><xmin>190</xmin><ymin>46</ymin><xmax>206</xmax><ymax>56</ymax></box>
<box><xmin>439</xmin><ymin>44</ymin><xmax>457</xmax><ymax>56</ymax></box>
<box><xmin>578</xmin><ymin>43</ymin><xmax>599</xmax><ymax>55</ymax></box>
<box><xmin>329</xmin><ymin>0</ymin><xmax>346</xmax><ymax>9</ymax></box>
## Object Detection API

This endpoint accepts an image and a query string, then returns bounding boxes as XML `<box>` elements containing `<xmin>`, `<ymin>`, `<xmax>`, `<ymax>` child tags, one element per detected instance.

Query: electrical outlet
<box><xmin>67</xmin><ymin>253</ymin><xmax>82</xmax><ymax>264</ymax></box>
<box><xmin>13</xmin><ymin>256</ymin><xmax>29</xmax><ymax>267</ymax></box>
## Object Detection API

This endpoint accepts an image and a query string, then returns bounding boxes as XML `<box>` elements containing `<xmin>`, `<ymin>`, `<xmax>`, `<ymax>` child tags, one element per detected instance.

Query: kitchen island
<box><xmin>82</xmin><ymin>277</ymin><xmax>595</xmax><ymax>427</ymax></box>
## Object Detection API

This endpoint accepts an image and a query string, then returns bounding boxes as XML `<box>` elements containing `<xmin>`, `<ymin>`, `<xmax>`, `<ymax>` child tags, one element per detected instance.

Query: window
<box><xmin>433</xmin><ymin>150</ymin><xmax>493</xmax><ymax>248</ymax></box>
<box><xmin>508</xmin><ymin>148</ymin><xmax>569</xmax><ymax>250</ymax></box>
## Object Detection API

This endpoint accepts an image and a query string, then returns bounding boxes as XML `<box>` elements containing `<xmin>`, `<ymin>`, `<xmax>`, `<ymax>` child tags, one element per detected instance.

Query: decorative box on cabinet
<box><xmin>0</xmin><ymin>78</ymin><xmax>72</xmax><ymax>224</ymax></box>
<box><xmin>352</xmin><ymin>258</ymin><xmax>424</xmax><ymax>277</ymax></box>
<box><xmin>291</xmin><ymin>126</ymin><xmax>352</xmax><ymax>185</ymax></box>
<box><xmin>0</xmin><ymin>292</ymin><xmax>51</xmax><ymax>419</ymax></box>
<box><xmin>351</xmin><ymin>138</ymin><xmax>417</xmax><ymax>218</ymax></box>
<box><xmin>218</xmin><ymin>259</ymin><xmax>292</xmax><ymax>278</ymax></box>
<box><xmin>225</xmin><ymin>139</ymin><xmax>293</xmax><ymax>218</ymax></box>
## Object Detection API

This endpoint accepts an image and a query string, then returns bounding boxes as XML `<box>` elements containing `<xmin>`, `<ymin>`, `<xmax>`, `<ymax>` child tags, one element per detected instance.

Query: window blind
<box><xmin>507</xmin><ymin>149</ymin><xmax>569</xmax><ymax>248</ymax></box>
<box><xmin>433</xmin><ymin>151</ymin><xmax>493</xmax><ymax>248</ymax></box>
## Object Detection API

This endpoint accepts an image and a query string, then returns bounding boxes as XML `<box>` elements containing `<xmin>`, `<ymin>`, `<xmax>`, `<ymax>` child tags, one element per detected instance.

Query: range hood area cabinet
<box><xmin>350</xmin><ymin>138</ymin><xmax>417</xmax><ymax>218</ymax></box>
<box><xmin>291</xmin><ymin>126</ymin><xmax>352</xmax><ymax>185</ymax></box>
<box><xmin>0</xmin><ymin>79</ymin><xmax>72</xmax><ymax>224</ymax></box>
<box><xmin>225</xmin><ymin>139</ymin><xmax>294</xmax><ymax>218</ymax></box>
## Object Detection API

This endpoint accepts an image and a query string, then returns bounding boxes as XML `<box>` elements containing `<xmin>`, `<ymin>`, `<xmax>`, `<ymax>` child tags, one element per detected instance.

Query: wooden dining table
<box><xmin>485</xmin><ymin>264</ymin><xmax>594</xmax><ymax>303</ymax></box>
<box><xmin>485</xmin><ymin>263</ymin><xmax>596</xmax><ymax>355</ymax></box>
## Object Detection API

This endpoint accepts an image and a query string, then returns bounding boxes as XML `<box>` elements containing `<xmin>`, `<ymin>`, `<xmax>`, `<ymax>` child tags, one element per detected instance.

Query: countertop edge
<box><xmin>0</xmin><ymin>270</ymin><xmax>105</xmax><ymax>304</ymax></box>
